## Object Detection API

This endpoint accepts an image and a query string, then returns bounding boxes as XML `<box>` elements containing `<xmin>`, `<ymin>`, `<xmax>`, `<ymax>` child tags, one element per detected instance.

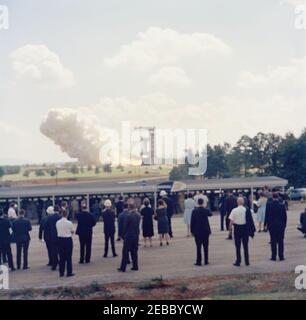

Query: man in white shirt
<box><xmin>229</xmin><ymin>197</ymin><xmax>251</xmax><ymax>267</ymax></box>
<box><xmin>56</xmin><ymin>209</ymin><xmax>75</xmax><ymax>277</ymax></box>
<box><xmin>194</xmin><ymin>191</ymin><xmax>209</xmax><ymax>208</ymax></box>
<box><xmin>8</xmin><ymin>203</ymin><xmax>17</xmax><ymax>220</ymax></box>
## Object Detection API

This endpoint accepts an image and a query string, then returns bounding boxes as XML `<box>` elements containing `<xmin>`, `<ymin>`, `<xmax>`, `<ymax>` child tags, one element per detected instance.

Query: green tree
<box><xmin>169</xmin><ymin>164</ymin><xmax>189</xmax><ymax>181</ymax></box>
<box><xmin>103</xmin><ymin>163</ymin><xmax>112</xmax><ymax>173</ymax></box>
<box><xmin>233</xmin><ymin>135</ymin><xmax>254</xmax><ymax>176</ymax></box>
<box><xmin>35</xmin><ymin>169</ymin><xmax>45</xmax><ymax>177</ymax></box>
<box><xmin>49</xmin><ymin>169</ymin><xmax>56</xmax><ymax>177</ymax></box>
<box><xmin>70</xmin><ymin>165</ymin><xmax>79</xmax><ymax>174</ymax></box>
<box><xmin>0</xmin><ymin>167</ymin><xmax>4</xmax><ymax>179</ymax></box>
<box><xmin>205</xmin><ymin>144</ymin><xmax>230</xmax><ymax>178</ymax></box>
<box><xmin>277</xmin><ymin>131</ymin><xmax>306</xmax><ymax>187</ymax></box>
<box><xmin>23</xmin><ymin>170</ymin><xmax>30</xmax><ymax>177</ymax></box>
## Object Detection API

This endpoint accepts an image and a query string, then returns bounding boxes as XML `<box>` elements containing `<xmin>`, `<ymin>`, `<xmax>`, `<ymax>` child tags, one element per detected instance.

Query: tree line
<box><xmin>169</xmin><ymin>129</ymin><xmax>306</xmax><ymax>188</ymax></box>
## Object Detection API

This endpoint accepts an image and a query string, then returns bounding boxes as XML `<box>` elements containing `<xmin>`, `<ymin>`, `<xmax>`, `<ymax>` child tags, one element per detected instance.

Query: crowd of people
<box><xmin>0</xmin><ymin>187</ymin><xmax>303</xmax><ymax>278</ymax></box>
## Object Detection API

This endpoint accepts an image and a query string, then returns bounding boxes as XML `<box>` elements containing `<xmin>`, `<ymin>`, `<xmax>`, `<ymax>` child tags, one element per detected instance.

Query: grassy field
<box><xmin>1</xmin><ymin>272</ymin><xmax>305</xmax><ymax>300</ymax></box>
<box><xmin>1</xmin><ymin>165</ymin><xmax>171</xmax><ymax>183</ymax></box>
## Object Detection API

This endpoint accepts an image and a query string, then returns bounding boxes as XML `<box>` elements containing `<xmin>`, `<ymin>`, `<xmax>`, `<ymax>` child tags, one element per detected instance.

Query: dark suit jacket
<box><xmin>118</xmin><ymin>210</ymin><xmax>129</xmax><ymax>238</ymax></box>
<box><xmin>76</xmin><ymin>211</ymin><xmax>96</xmax><ymax>237</ymax></box>
<box><xmin>163</xmin><ymin>197</ymin><xmax>174</xmax><ymax>218</ymax></box>
<box><xmin>45</xmin><ymin>213</ymin><xmax>61</xmax><ymax>242</ymax></box>
<box><xmin>225</xmin><ymin>195</ymin><xmax>238</xmax><ymax>216</ymax></box>
<box><xmin>12</xmin><ymin>217</ymin><xmax>32</xmax><ymax>243</ymax></box>
<box><xmin>39</xmin><ymin>216</ymin><xmax>51</xmax><ymax>241</ymax></box>
<box><xmin>190</xmin><ymin>207</ymin><xmax>212</xmax><ymax>238</ymax></box>
<box><xmin>265</xmin><ymin>200</ymin><xmax>287</xmax><ymax>232</ymax></box>
<box><xmin>115</xmin><ymin>201</ymin><xmax>124</xmax><ymax>217</ymax></box>
<box><xmin>300</xmin><ymin>212</ymin><xmax>306</xmax><ymax>232</ymax></box>
<box><xmin>218</xmin><ymin>195</ymin><xmax>226</xmax><ymax>214</ymax></box>
<box><xmin>0</xmin><ymin>217</ymin><xmax>12</xmax><ymax>243</ymax></box>
<box><xmin>123</xmin><ymin>210</ymin><xmax>141</xmax><ymax>240</ymax></box>
<box><xmin>102</xmin><ymin>209</ymin><xmax>115</xmax><ymax>235</ymax></box>
<box><xmin>245</xmin><ymin>208</ymin><xmax>256</xmax><ymax>238</ymax></box>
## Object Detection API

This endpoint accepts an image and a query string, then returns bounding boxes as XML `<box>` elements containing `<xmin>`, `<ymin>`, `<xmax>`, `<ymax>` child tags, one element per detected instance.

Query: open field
<box><xmin>1</xmin><ymin>202</ymin><xmax>306</xmax><ymax>300</ymax></box>
<box><xmin>1</xmin><ymin>165</ymin><xmax>171</xmax><ymax>183</ymax></box>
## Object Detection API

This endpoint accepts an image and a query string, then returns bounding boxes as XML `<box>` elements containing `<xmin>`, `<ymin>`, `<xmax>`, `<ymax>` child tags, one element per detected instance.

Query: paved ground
<box><xmin>7</xmin><ymin>202</ymin><xmax>306</xmax><ymax>290</ymax></box>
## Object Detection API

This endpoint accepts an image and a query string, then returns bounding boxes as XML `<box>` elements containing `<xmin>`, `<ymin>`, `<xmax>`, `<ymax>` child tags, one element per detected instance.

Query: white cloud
<box><xmin>149</xmin><ymin>66</ymin><xmax>192</xmax><ymax>86</ymax></box>
<box><xmin>237</xmin><ymin>57</ymin><xmax>306</xmax><ymax>90</ymax></box>
<box><xmin>10</xmin><ymin>44</ymin><xmax>75</xmax><ymax>88</ymax></box>
<box><xmin>104</xmin><ymin>27</ymin><xmax>232</xmax><ymax>69</ymax></box>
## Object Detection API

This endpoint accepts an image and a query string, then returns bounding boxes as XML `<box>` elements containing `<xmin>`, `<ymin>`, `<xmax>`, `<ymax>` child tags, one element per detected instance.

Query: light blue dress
<box><xmin>184</xmin><ymin>198</ymin><xmax>195</xmax><ymax>225</ymax></box>
<box><xmin>256</xmin><ymin>197</ymin><xmax>267</xmax><ymax>223</ymax></box>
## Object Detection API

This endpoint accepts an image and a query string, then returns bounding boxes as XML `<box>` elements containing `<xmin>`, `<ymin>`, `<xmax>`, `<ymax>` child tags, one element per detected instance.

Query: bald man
<box><xmin>229</xmin><ymin>197</ymin><xmax>255</xmax><ymax>267</ymax></box>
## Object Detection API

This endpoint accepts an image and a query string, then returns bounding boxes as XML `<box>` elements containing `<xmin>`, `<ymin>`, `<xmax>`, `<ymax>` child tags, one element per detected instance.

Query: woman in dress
<box><xmin>184</xmin><ymin>193</ymin><xmax>195</xmax><ymax>237</ymax></box>
<box><xmin>155</xmin><ymin>199</ymin><xmax>170</xmax><ymax>246</ymax></box>
<box><xmin>255</xmin><ymin>191</ymin><xmax>268</xmax><ymax>232</ymax></box>
<box><xmin>140</xmin><ymin>198</ymin><xmax>154</xmax><ymax>247</ymax></box>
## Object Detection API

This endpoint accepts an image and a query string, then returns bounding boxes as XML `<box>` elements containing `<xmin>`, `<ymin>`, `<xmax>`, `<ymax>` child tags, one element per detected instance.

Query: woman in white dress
<box><xmin>184</xmin><ymin>193</ymin><xmax>195</xmax><ymax>237</ymax></box>
<box><xmin>255</xmin><ymin>192</ymin><xmax>268</xmax><ymax>232</ymax></box>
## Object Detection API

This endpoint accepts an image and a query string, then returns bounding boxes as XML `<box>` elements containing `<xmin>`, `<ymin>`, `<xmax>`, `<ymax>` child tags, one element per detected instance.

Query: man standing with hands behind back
<box><xmin>12</xmin><ymin>209</ymin><xmax>32</xmax><ymax>270</ymax></box>
<box><xmin>76</xmin><ymin>201</ymin><xmax>96</xmax><ymax>264</ymax></box>
<box><xmin>265</xmin><ymin>192</ymin><xmax>287</xmax><ymax>261</ymax></box>
<box><xmin>191</xmin><ymin>198</ymin><xmax>212</xmax><ymax>266</ymax></box>
<box><xmin>118</xmin><ymin>198</ymin><xmax>141</xmax><ymax>272</ymax></box>
<box><xmin>229</xmin><ymin>197</ymin><xmax>255</xmax><ymax>267</ymax></box>
<box><xmin>56</xmin><ymin>209</ymin><xmax>75</xmax><ymax>277</ymax></box>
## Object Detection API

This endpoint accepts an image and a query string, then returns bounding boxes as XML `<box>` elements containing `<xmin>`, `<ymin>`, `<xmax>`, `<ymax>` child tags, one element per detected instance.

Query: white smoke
<box><xmin>40</xmin><ymin>108</ymin><xmax>107</xmax><ymax>165</ymax></box>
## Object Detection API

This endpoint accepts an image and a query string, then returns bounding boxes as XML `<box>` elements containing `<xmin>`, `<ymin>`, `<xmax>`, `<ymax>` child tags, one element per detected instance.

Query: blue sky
<box><xmin>0</xmin><ymin>0</ymin><xmax>306</xmax><ymax>164</ymax></box>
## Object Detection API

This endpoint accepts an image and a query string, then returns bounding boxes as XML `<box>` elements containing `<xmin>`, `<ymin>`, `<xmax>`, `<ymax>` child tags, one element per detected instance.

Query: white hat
<box><xmin>46</xmin><ymin>206</ymin><xmax>55</xmax><ymax>215</ymax></box>
<box><xmin>160</xmin><ymin>190</ymin><xmax>167</xmax><ymax>197</ymax></box>
<box><xmin>104</xmin><ymin>199</ymin><xmax>112</xmax><ymax>207</ymax></box>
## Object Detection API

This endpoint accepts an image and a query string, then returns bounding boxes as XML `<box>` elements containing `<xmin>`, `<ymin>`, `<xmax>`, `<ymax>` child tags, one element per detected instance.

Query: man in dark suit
<box><xmin>115</xmin><ymin>196</ymin><xmax>125</xmax><ymax>241</ymax></box>
<box><xmin>218</xmin><ymin>192</ymin><xmax>226</xmax><ymax>231</ymax></box>
<box><xmin>191</xmin><ymin>198</ymin><xmax>212</xmax><ymax>266</ymax></box>
<box><xmin>118</xmin><ymin>203</ymin><xmax>129</xmax><ymax>240</ymax></box>
<box><xmin>102</xmin><ymin>200</ymin><xmax>117</xmax><ymax>258</ymax></box>
<box><xmin>76</xmin><ymin>201</ymin><xmax>96</xmax><ymax>264</ymax></box>
<box><xmin>265</xmin><ymin>192</ymin><xmax>287</xmax><ymax>261</ymax></box>
<box><xmin>0</xmin><ymin>208</ymin><xmax>15</xmax><ymax>271</ymax></box>
<box><xmin>224</xmin><ymin>190</ymin><xmax>238</xmax><ymax>239</ymax></box>
<box><xmin>12</xmin><ymin>209</ymin><xmax>32</xmax><ymax>270</ymax></box>
<box><xmin>44</xmin><ymin>205</ymin><xmax>61</xmax><ymax>270</ymax></box>
<box><xmin>38</xmin><ymin>206</ymin><xmax>54</xmax><ymax>266</ymax></box>
<box><xmin>160</xmin><ymin>191</ymin><xmax>174</xmax><ymax>238</ymax></box>
<box><xmin>118</xmin><ymin>198</ymin><xmax>141</xmax><ymax>272</ymax></box>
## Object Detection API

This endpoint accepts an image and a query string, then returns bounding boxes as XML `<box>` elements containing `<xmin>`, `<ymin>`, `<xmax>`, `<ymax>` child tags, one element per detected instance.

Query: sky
<box><xmin>0</xmin><ymin>0</ymin><xmax>306</xmax><ymax>164</ymax></box>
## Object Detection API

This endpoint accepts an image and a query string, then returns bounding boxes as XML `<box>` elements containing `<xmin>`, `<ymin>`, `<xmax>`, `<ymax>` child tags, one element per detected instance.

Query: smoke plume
<box><xmin>40</xmin><ymin>108</ymin><xmax>105</xmax><ymax>165</ymax></box>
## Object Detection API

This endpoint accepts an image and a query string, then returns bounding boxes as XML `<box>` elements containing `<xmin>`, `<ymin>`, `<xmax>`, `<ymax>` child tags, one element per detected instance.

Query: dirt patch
<box><xmin>1</xmin><ymin>272</ymin><xmax>304</xmax><ymax>300</ymax></box>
